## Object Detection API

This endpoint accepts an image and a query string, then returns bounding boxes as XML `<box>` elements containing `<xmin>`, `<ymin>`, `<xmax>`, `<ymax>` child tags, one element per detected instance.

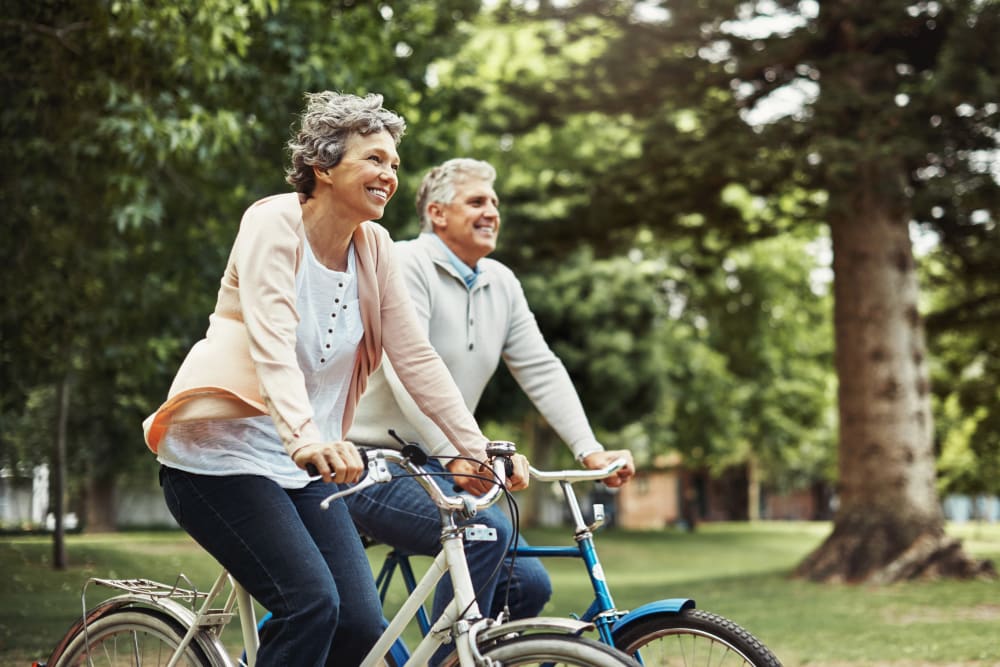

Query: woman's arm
<box><xmin>232</xmin><ymin>198</ymin><xmax>323</xmax><ymax>456</ymax></box>
<box><xmin>372</xmin><ymin>232</ymin><xmax>489</xmax><ymax>462</ymax></box>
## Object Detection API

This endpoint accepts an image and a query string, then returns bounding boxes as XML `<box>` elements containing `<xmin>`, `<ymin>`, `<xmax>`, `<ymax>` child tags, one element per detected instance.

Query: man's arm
<box><xmin>499</xmin><ymin>267</ymin><xmax>635</xmax><ymax>485</ymax></box>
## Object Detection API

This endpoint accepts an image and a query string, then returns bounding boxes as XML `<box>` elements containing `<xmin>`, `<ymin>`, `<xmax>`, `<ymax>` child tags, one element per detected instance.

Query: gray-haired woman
<box><xmin>143</xmin><ymin>91</ymin><xmax>529</xmax><ymax>666</ymax></box>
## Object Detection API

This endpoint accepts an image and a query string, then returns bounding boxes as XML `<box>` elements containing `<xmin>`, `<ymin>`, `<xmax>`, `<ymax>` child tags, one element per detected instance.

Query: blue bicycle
<box><xmin>371</xmin><ymin>458</ymin><xmax>782</xmax><ymax>667</ymax></box>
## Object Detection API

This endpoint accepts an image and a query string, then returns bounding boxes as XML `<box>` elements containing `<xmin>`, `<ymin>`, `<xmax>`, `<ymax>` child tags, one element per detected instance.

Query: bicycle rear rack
<box><xmin>84</xmin><ymin>573</ymin><xmax>237</xmax><ymax>629</ymax></box>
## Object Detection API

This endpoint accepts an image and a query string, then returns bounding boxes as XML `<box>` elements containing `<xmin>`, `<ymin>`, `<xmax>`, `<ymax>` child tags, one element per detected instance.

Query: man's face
<box><xmin>429</xmin><ymin>177</ymin><xmax>500</xmax><ymax>267</ymax></box>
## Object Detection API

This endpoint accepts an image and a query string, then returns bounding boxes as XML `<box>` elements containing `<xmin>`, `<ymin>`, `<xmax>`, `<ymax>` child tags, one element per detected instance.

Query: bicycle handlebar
<box><xmin>318</xmin><ymin>444</ymin><xmax>515</xmax><ymax>517</ymax></box>
<box><xmin>528</xmin><ymin>457</ymin><xmax>628</xmax><ymax>484</ymax></box>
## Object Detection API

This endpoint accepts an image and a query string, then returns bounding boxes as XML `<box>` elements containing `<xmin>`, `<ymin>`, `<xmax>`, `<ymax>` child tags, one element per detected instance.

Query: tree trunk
<box><xmin>519</xmin><ymin>412</ymin><xmax>559</xmax><ymax>528</ymax></box>
<box><xmin>83</xmin><ymin>476</ymin><xmax>118</xmax><ymax>533</ymax></box>
<box><xmin>795</xmin><ymin>176</ymin><xmax>994</xmax><ymax>582</ymax></box>
<box><xmin>746</xmin><ymin>455</ymin><xmax>761</xmax><ymax>522</ymax></box>
<box><xmin>680</xmin><ymin>472</ymin><xmax>699</xmax><ymax>532</ymax></box>
<box><xmin>52</xmin><ymin>375</ymin><xmax>69</xmax><ymax>570</ymax></box>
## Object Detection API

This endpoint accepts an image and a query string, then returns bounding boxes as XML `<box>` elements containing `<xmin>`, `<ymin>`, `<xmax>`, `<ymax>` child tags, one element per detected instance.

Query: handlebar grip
<box><xmin>305</xmin><ymin>448</ymin><xmax>369</xmax><ymax>478</ymax></box>
<box><xmin>451</xmin><ymin>442</ymin><xmax>514</xmax><ymax>493</ymax></box>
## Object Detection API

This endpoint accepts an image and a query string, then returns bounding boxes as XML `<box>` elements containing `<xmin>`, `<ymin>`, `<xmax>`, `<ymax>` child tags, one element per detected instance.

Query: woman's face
<box><xmin>321</xmin><ymin>130</ymin><xmax>400</xmax><ymax>222</ymax></box>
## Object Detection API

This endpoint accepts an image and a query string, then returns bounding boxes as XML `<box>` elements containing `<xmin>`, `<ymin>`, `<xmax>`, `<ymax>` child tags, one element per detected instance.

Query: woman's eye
<box><xmin>368</xmin><ymin>155</ymin><xmax>381</xmax><ymax>164</ymax></box>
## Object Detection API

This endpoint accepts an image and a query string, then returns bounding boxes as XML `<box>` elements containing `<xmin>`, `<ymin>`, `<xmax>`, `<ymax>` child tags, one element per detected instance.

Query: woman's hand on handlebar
<box><xmin>447</xmin><ymin>454</ymin><xmax>530</xmax><ymax>495</ymax></box>
<box><xmin>582</xmin><ymin>449</ymin><xmax>636</xmax><ymax>487</ymax></box>
<box><xmin>293</xmin><ymin>441</ymin><xmax>365</xmax><ymax>484</ymax></box>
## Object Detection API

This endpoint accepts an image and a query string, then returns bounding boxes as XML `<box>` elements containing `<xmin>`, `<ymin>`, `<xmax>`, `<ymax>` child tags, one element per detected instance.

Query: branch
<box><xmin>1</xmin><ymin>19</ymin><xmax>90</xmax><ymax>55</ymax></box>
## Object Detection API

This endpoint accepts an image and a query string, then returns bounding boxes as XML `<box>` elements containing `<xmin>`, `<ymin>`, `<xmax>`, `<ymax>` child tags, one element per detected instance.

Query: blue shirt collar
<box><xmin>426</xmin><ymin>233</ymin><xmax>480</xmax><ymax>288</ymax></box>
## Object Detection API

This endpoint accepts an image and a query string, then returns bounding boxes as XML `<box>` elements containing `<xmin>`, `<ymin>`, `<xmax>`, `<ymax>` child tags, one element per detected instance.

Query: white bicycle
<box><xmin>41</xmin><ymin>441</ymin><xmax>639</xmax><ymax>667</ymax></box>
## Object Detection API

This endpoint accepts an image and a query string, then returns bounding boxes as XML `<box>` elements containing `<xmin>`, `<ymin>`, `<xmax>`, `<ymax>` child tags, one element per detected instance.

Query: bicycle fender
<box><xmin>44</xmin><ymin>594</ymin><xmax>229</xmax><ymax>667</ymax></box>
<box><xmin>611</xmin><ymin>598</ymin><xmax>696</xmax><ymax>632</ymax></box>
<box><xmin>475</xmin><ymin>616</ymin><xmax>594</xmax><ymax>642</ymax></box>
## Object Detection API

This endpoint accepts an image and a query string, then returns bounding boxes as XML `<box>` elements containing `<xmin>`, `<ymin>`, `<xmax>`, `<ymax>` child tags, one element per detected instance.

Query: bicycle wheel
<box><xmin>613</xmin><ymin>609</ymin><xmax>781</xmax><ymax>667</ymax></box>
<box><xmin>443</xmin><ymin>632</ymin><xmax>639</xmax><ymax>666</ymax></box>
<box><xmin>56</xmin><ymin>608</ymin><xmax>213</xmax><ymax>667</ymax></box>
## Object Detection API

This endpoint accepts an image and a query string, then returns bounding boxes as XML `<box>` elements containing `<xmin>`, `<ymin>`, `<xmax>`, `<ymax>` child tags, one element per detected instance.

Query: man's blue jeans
<box><xmin>344</xmin><ymin>458</ymin><xmax>552</xmax><ymax>657</ymax></box>
<box><xmin>160</xmin><ymin>466</ymin><xmax>385</xmax><ymax>667</ymax></box>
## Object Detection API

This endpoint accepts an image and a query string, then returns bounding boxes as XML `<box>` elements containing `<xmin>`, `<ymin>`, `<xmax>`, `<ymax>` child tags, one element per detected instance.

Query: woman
<box><xmin>142</xmin><ymin>91</ymin><xmax>528</xmax><ymax>666</ymax></box>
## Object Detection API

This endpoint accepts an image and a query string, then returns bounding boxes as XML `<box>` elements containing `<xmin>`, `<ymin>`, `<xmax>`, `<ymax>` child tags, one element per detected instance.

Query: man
<box><xmin>346</xmin><ymin>158</ymin><xmax>635</xmax><ymax>652</ymax></box>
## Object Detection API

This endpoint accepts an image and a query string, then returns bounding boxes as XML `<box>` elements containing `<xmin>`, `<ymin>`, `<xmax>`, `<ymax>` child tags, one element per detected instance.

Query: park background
<box><xmin>1</xmin><ymin>0</ymin><xmax>998</xmax><ymax>664</ymax></box>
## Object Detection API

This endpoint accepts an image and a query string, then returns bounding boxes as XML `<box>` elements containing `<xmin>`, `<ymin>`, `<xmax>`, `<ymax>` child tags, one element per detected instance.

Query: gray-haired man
<box><xmin>345</xmin><ymin>158</ymin><xmax>635</xmax><ymax>661</ymax></box>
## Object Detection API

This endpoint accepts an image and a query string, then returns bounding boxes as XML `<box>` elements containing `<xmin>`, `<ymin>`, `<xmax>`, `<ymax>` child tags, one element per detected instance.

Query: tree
<box><xmin>1</xmin><ymin>0</ymin><xmax>266</xmax><ymax>544</ymax></box>
<box><xmin>430</xmin><ymin>8</ymin><xmax>837</xmax><ymax>511</ymax></box>
<box><xmin>456</xmin><ymin>0</ymin><xmax>997</xmax><ymax>580</ymax></box>
<box><xmin>0</xmin><ymin>0</ymin><xmax>487</xmax><ymax>543</ymax></box>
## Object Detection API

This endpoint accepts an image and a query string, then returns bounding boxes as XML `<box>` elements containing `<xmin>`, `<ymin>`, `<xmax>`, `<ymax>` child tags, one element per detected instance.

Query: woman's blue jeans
<box><xmin>160</xmin><ymin>466</ymin><xmax>384</xmax><ymax>667</ymax></box>
<box><xmin>344</xmin><ymin>459</ymin><xmax>552</xmax><ymax>663</ymax></box>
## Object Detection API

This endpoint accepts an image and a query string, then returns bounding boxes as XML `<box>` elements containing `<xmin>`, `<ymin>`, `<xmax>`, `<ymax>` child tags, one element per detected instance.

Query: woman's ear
<box><xmin>313</xmin><ymin>165</ymin><xmax>331</xmax><ymax>183</ymax></box>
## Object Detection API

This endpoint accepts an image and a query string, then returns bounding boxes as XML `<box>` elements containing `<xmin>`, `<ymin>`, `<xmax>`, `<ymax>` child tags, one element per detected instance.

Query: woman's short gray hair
<box><xmin>416</xmin><ymin>158</ymin><xmax>497</xmax><ymax>231</ymax></box>
<box><xmin>285</xmin><ymin>91</ymin><xmax>406</xmax><ymax>197</ymax></box>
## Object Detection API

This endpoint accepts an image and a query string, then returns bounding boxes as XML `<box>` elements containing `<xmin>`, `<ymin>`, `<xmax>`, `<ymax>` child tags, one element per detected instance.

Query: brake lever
<box><xmin>319</xmin><ymin>452</ymin><xmax>392</xmax><ymax>509</ymax></box>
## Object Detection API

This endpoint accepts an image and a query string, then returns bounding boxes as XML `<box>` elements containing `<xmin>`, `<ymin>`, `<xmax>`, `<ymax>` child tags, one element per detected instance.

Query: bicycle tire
<box><xmin>612</xmin><ymin>609</ymin><xmax>781</xmax><ymax>667</ymax></box>
<box><xmin>441</xmin><ymin>632</ymin><xmax>640</xmax><ymax>666</ymax></box>
<box><xmin>55</xmin><ymin>608</ymin><xmax>214</xmax><ymax>667</ymax></box>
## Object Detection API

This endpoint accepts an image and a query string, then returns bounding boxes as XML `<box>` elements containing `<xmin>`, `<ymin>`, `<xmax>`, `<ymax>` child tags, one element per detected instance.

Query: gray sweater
<box><xmin>347</xmin><ymin>233</ymin><xmax>602</xmax><ymax>459</ymax></box>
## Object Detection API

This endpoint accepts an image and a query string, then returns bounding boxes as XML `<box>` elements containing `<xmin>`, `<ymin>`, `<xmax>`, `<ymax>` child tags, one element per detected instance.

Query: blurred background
<box><xmin>1</xmin><ymin>0</ymin><xmax>997</xmax><ymax>580</ymax></box>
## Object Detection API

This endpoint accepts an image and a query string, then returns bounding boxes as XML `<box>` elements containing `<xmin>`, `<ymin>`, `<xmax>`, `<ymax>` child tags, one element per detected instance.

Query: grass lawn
<box><xmin>2</xmin><ymin>521</ymin><xmax>998</xmax><ymax>666</ymax></box>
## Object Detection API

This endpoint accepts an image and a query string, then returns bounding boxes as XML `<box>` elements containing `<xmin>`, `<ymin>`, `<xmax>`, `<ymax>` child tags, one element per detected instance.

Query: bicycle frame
<box><xmin>338</xmin><ymin>448</ymin><xmax>598</xmax><ymax>667</ymax></box>
<box><xmin>373</xmin><ymin>461</ymin><xmax>695</xmax><ymax>652</ymax></box>
<box><xmin>362</xmin><ymin>507</ymin><xmax>592</xmax><ymax>666</ymax></box>
<box><xmin>54</xmin><ymin>518</ymin><xmax>495</xmax><ymax>667</ymax></box>
<box><xmin>518</xmin><ymin>476</ymin><xmax>693</xmax><ymax>645</ymax></box>
<box><xmin>369</xmin><ymin>513</ymin><xmax>486</xmax><ymax>665</ymax></box>
<box><xmin>44</xmin><ymin>447</ymin><xmax>608</xmax><ymax>667</ymax></box>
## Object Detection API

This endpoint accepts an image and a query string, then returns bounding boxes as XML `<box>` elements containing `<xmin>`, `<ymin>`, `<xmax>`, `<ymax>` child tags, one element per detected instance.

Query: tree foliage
<box><xmin>2</xmin><ymin>1</ymin><xmax>996</xmax><ymax>582</ymax></box>
<box><xmin>0</xmin><ymin>0</ymin><xmax>485</xmax><ymax>526</ymax></box>
<box><xmin>447</xmin><ymin>0</ymin><xmax>997</xmax><ymax>580</ymax></box>
<box><xmin>923</xmin><ymin>246</ymin><xmax>1000</xmax><ymax>497</ymax></box>
<box><xmin>435</xmin><ymin>5</ymin><xmax>837</xmax><ymax>485</ymax></box>
<box><xmin>1</xmin><ymin>0</ymin><xmax>267</xmax><ymax>483</ymax></box>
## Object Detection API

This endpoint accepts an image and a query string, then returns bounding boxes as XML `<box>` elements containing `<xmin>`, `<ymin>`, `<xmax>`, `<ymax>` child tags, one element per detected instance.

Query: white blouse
<box><xmin>158</xmin><ymin>240</ymin><xmax>362</xmax><ymax>488</ymax></box>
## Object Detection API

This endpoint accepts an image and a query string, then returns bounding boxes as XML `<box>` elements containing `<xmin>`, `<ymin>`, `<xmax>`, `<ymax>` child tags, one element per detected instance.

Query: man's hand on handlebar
<box><xmin>582</xmin><ymin>449</ymin><xmax>636</xmax><ymax>488</ymax></box>
<box><xmin>447</xmin><ymin>454</ymin><xmax>530</xmax><ymax>496</ymax></box>
<box><xmin>294</xmin><ymin>441</ymin><xmax>365</xmax><ymax>484</ymax></box>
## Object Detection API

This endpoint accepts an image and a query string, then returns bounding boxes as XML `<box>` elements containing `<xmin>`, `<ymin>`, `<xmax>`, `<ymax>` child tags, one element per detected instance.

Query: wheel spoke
<box><xmin>130</xmin><ymin>628</ymin><xmax>141</xmax><ymax>665</ymax></box>
<box><xmin>615</xmin><ymin>610</ymin><xmax>781</xmax><ymax>667</ymax></box>
<box><xmin>60</xmin><ymin>609</ymin><xmax>211</xmax><ymax>666</ymax></box>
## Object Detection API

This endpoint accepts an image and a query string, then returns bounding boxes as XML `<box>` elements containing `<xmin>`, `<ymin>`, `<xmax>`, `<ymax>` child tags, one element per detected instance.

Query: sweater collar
<box><xmin>423</xmin><ymin>233</ymin><xmax>481</xmax><ymax>289</ymax></box>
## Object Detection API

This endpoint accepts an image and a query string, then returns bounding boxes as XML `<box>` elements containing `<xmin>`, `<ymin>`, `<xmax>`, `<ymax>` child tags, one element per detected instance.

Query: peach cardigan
<box><xmin>142</xmin><ymin>193</ymin><xmax>488</xmax><ymax>461</ymax></box>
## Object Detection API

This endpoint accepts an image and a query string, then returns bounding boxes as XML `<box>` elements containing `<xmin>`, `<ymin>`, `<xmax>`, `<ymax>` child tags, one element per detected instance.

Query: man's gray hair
<box><xmin>285</xmin><ymin>91</ymin><xmax>406</xmax><ymax>197</ymax></box>
<box><xmin>415</xmin><ymin>158</ymin><xmax>497</xmax><ymax>232</ymax></box>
